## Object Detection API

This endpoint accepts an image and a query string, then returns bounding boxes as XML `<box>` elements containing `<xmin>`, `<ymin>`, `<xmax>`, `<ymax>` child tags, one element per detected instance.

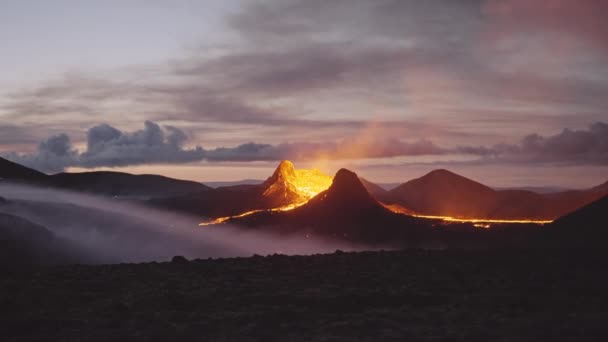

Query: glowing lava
<box><xmin>383</xmin><ymin>203</ymin><xmax>552</xmax><ymax>227</ymax></box>
<box><xmin>408</xmin><ymin>214</ymin><xmax>552</xmax><ymax>226</ymax></box>
<box><xmin>200</xmin><ymin>161</ymin><xmax>333</xmax><ymax>226</ymax></box>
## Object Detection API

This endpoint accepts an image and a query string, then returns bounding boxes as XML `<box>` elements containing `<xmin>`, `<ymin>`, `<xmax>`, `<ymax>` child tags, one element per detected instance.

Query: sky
<box><xmin>1</xmin><ymin>0</ymin><xmax>607</xmax><ymax>188</ymax></box>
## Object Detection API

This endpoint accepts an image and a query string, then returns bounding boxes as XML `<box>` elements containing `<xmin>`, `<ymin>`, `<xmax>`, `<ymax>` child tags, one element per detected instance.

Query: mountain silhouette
<box><xmin>0</xmin><ymin>157</ymin><xmax>47</xmax><ymax>183</ymax></box>
<box><xmin>552</xmin><ymin>195</ymin><xmax>607</xmax><ymax>228</ymax></box>
<box><xmin>539</xmin><ymin>195</ymin><xmax>608</xmax><ymax>248</ymax></box>
<box><xmin>360</xmin><ymin>177</ymin><xmax>391</xmax><ymax>202</ymax></box>
<box><xmin>0</xmin><ymin>157</ymin><xmax>211</xmax><ymax>199</ymax></box>
<box><xmin>388</xmin><ymin>169</ymin><xmax>608</xmax><ymax>220</ymax></box>
<box><xmin>48</xmin><ymin>171</ymin><xmax>212</xmax><ymax>199</ymax></box>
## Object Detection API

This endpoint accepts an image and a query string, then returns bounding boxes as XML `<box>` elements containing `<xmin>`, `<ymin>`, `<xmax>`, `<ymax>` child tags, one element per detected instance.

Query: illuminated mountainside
<box><xmin>388</xmin><ymin>169</ymin><xmax>608</xmax><ymax>221</ymax></box>
<box><xmin>389</xmin><ymin>169</ymin><xmax>499</xmax><ymax>218</ymax></box>
<box><xmin>260</xmin><ymin>160</ymin><xmax>332</xmax><ymax>208</ymax></box>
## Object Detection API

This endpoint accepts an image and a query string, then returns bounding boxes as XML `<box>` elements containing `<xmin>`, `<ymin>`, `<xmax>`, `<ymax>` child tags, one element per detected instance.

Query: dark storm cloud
<box><xmin>4</xmin><ymin>122</ymin><xmax>204</xmax><ymax>173</ymax></box>
<box><xmin>204</xmin><ymin>139</ymin><xmax>446</xmax><ymax>162</ymax></box>
<box><xmin>78</xmin><ymin>121</ymin><xmax>205</xmax><ymax>168</ymax></box>
<box><xmin>461</xmin><ymin>122</ymin><xmax>608</xmax><ymax>165</ymax></box>
<box><xmin>3</xmin><ymin>121</ymin><xmax>607</xmax><ymax>173</ymax></box>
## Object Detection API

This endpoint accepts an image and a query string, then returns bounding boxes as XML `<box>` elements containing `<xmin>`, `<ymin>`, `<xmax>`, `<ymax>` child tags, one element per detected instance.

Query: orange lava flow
<box><xmin>409</xmin><ymin>214</ymin><xmax>553</xmax><ymax>227</ymax></box>
<box><xmin>383</xmin><ymin>203</ymin><xmax>553</xmax><ymax>227</ymax></box>
<box><xmin>199</xmin><ymin>203</ymin><xmax>302</xmax><ymax>226</ymax></box>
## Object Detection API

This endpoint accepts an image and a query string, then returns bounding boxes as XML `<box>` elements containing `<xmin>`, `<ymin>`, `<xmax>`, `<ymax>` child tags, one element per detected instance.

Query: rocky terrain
<box><xmin>1</xmin><ymin>249</ymin><xmax>607</xmax><ymax>341</ymax></box>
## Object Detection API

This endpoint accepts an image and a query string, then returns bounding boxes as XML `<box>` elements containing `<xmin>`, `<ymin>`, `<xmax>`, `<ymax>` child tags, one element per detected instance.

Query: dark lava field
<box><xmin>2</xmin><ymin>249</ymin><xmax>607</xmax><ymax>341</ymax></box>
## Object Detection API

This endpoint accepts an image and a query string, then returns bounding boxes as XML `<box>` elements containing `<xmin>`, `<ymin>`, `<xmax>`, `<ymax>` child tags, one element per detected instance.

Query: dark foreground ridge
<box><xmin>2</xmin><ymin>249</ymin><xmax>607</xmax><ymax>341</ymax></box>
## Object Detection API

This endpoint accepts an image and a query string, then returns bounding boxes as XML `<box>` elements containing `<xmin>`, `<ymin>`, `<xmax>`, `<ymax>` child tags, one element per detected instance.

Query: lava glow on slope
<box><xmin>200</xmin><ymin>162</ymin><xmax>333</xmax><ymax>226</ymax></box>
<box><xmin>263</xmin><ymin>166</ymin><xmax>333</xmax><ymax>202</ymax></box>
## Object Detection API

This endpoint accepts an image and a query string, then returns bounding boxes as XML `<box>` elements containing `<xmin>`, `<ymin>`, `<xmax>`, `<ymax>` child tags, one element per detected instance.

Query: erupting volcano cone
<box><xmin>261</xmin><ymin>160</ymin><xmax>304</xmax><ymax>206</ymax></box>
<box><xmin>260</xmin><ymin>160</ymin><xmax>333</xmax><ymax>208</ymax></box>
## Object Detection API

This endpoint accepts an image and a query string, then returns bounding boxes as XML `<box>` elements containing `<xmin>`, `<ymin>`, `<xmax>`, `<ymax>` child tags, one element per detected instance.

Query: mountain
<box><xmin>360</xmin><ymin>177</ymin><xmax>391</xmax><ymax>202</ymax></box>
<box><xmin>48</xmin><ymin>171</ymin><xmax>212</xmax><ymax>199</ymax></box>
<box><xmin>387</xmin><ymin>169</ymin><xmax>608</xmax><ymax>221</ymax></box>
<box><xmin>205</xmin><ymin>179</ymin><xmax>263</xmax><ymax>188</ymax></box>
<box><xmin>540</xmin><ymin>195</ymin><xmax>608</xmax><ymax>248</ymax></box>
<box><xmin>0</xmin><ymin>157</ymin><xmax>47</xmax><ymax>183</ymax></box>
<box><xmin>0</xmin><ymin>157</ymin><xmax>211</xmax><ymax>199</ymax></box>
<box><xmin>388</xmin><ymin>169</ymin><xmax>499</xmax><ymax>218</ymax></box>
<box><xmin>590</xmin><ymin>181</ymin><xmax>608</xmax><ymax>193</ymax></box>
<box><xmin>552</xmin><ymin>195</ymin><xmax>607</xmax><ymax>229</ymax></box>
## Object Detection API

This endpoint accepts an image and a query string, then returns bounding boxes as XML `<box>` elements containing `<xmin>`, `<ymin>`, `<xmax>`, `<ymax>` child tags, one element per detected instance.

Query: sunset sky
<box><xmin>1</xmin><ymin>0</ymin><xmax>607</xmax><ymax>187</ymax></box>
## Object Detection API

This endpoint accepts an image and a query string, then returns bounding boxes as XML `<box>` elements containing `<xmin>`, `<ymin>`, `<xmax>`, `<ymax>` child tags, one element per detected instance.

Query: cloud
<box><xmin>5</xmin><ymin>134</ymin><xmax>79</xmax><ymax>174</ymax></box>
<box><xmin>461</xmin><ymin>122</ymin><xmax>608</xmax><ymax>165</ymax></box>
<box><xmin>3</xmin><ymin>122</ymin><xmax>607</xmax><ymax>173</ymax></box>
<box><xmin>4</xmin><ymin>121</ymin><xmax>204</xmax><ymax>173</ymax></box>
<box><xmin>482</xmin><ymin>0</ymin><xmax>608</xmax><ymax>51</ymax></box>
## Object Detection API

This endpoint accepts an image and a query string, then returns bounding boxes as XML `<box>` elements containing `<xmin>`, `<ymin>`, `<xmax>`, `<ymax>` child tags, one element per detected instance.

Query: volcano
<box><xmin>261</xmin><ymin>160</ymin><xmax>332</xmax><ymax>208</ymax></box>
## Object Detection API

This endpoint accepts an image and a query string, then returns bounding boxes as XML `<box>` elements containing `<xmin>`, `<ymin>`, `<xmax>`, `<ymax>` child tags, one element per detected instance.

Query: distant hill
<box><xmin>387</xmin><ymin>169</ymin><xmax>608</xmax><ymax>220</ymax></box>
<box><xmin>48</xmin><ymin>171</ymin><xmax>212</xmax><ymax>199</ymax></box>
<box><xmin>493</xmin><ymin>186</ymin><xmax>572</xmax><ymax>194</ymax></box>
<box><xmin>590</xmin><ymin>181</ymin><xmax>608</xmax><ymax>193</ymax></box>
<box><xmin>205</xmin><ymin>179</ymin><xmax>263</xmax><ymax>188</ymax></box>
<box><xmin>0</xmin><ymin>157</ymin><xmax>47</xmax><ymax>183</ymax></box>
<box><xmin>360</xmin><ymin>177</ymin><xmax>391</xmax><ymax>202</ymax></box>
<box><xmin>389</xmin><ymin>169</ymin><xmax>498</xmax><ymax>218</ymax></box>
<box><xmin>0</xmin><ymin>157</ymin><xmax>211</xmax><ymax>199</ymax></box>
